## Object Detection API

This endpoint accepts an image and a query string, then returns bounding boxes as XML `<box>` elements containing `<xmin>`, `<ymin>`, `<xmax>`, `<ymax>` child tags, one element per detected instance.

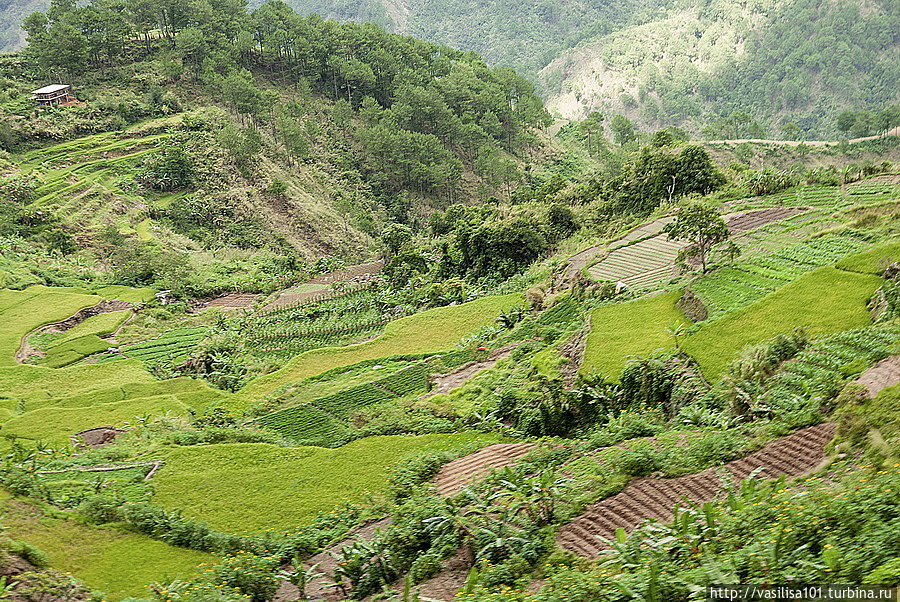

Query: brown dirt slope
<box><xmin>856</xmin><ymin>355</ymin><xmax>900</xmax><ymax>398</ymax></box>
<box><xmin>422</xmin><ymin>342</ymin><xmax>526</xmax><ymax>400</ymax></box>
<box><xmin>558</xmin><ymin>423</ymin><xmax>835</xmax><ymax>558</ymax></box>
<box><xmin>432</xmin><ymin>442</ymin><xmax>539</xmax><ymax>497</ymax></box>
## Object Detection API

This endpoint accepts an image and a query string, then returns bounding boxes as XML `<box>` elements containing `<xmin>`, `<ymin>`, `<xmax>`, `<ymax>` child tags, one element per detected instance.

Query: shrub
<box><xmin>209</xmin><ymin>553</ymin><xmax>281</xmax><ymax>602</ymax></box>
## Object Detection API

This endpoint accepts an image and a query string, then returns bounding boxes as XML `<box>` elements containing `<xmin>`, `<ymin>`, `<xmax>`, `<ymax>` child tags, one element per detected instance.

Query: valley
<box><xmin>0</xmin><ymin>0</ymin><xmax>896</xmax><ymax>600</ymax></box>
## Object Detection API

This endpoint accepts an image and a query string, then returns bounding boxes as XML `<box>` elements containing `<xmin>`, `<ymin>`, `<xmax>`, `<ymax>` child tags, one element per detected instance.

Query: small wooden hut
<box><xmin>31</xmin><ymin>84</ymin><xmax>74</xmax><ymax>106</ymax></box>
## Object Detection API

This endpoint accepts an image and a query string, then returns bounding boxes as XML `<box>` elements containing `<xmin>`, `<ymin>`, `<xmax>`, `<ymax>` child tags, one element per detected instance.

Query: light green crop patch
<box><xmin>1</xmin><ymin>492</ymin><xmax>212</xmax><ymax>601</ymax></box>
<box><xmin>153</xmin><ymin>433</ymin><xmax>508</xmax><ymax>534</ymax></box>
<box><xmin>0</xmin><ymin>287</ymin><xmax>100</xmax><ymax>366</ymax></box>
<box><xmin>238</xmin><ymin>293</ymin><xmax>524</xmax><ymax>406</ymax></box>
<box><xmin>581</xmin><ymin>289</ymin><xmax>688</xmax><ymax>379</ymax></box>
<box><xmin>0</xmin><ymin>394</ymin><xmax>191</xmax><ymax>445</ymax></box>
<box><xmin>682</xmin><ymin>267</ymin><xmax>883</xmax><ymax>380</ymax></box>
<box><xmin>835</xmin><ymin>240</ymin><xmax>900</xmax><ymax>275</ymax></box>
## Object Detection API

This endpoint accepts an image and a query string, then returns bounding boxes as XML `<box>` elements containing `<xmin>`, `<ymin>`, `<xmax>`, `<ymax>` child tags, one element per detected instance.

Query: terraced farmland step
<box><xmin>432</xmin><ymin>442</ymin><xmax>539</xmax><ymax>496</ymax></box>
<box><xmin>557</xmin><ymin>423</ymin><xmax>836</xmax><ymax>557</ymax></box>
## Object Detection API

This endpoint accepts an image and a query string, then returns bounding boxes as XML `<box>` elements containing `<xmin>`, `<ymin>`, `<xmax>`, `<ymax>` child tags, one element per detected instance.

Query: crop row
<box><xmin>118</xmin><ymin>327</ymin><xmax>208</xmax><ymax>366</ymax></box>
<box><xmin>762</xmin><ymin>325</ymin><xmax>900</xmax><ymax>402</ymax></box>
<box><xmin>255</xmin><ymin>404</ymin><xmax>348</xmax><ymax>441</ymax></box>
<box><xmin>693</xmin><ymin>236</ymin><xmax>867</xmax><ymax>317</ymax></box>
<box><xmin>373</xmin><ymin>360</ymin><xmax>443</xmax><ymax>396</ymax></box>
<box><xmin>253</xmin><ymin>351</ymin><xmax>474</xmax><ymax>441</ymax></box>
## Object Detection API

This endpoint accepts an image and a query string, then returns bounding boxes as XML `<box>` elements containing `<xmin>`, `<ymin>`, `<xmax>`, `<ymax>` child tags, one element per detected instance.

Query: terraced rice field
<box><xmin>585</xmin><ymin>208</ymin><xmax>813</xmax><ymax>290</ymax></box>
<box><xmin>18</xmin><ymin>132</ymin><xmax>181</xmax><ymax>242</ymax></box>
<box><xmin>690</xmin><ymin>235</ymin><xmax>869</xmax><ymax>318</ymax></box>
<box><xmin>683</xmin><ymin>267</ymin><xmax>883</xmax><ymax>379</ymax></box>
<box><xmin>557</xmin><ymin>423</ymin><xmax>835</xmax><ymax>558</ymax></box>
<box><xmin>431</xmin><ymin>442</ymin><xmax>539</xmax><ymax>496</ymax></box>
<box><xmin>252</xmin><ymin>353</ymin><xmax>471</xmax><ymax>442</ymax></box>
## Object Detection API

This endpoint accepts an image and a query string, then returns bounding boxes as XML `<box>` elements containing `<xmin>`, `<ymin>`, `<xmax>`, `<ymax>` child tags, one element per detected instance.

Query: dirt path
<box><xmin>856</xmin><ymin>355</ymin><xmax>900</xmax><ymax>398</ymax></box>
<box><xmin>431</xmin><ymin>442</ymin><xmax>541</xmax><ymax>497</ymax></box>
<box><xmin>706</xmin><ymin>126</ymin><xmax>900</xmax><ymax>147</ymax></box>
<box><xmin>422</xmin><ymin>342</ymin><xmax>527</xmax><ymax>400</ymax></box>
<box><xmin>557</xmin><ymin>423</ymin><xmax>835</xmax><ymax>558</ymax></box>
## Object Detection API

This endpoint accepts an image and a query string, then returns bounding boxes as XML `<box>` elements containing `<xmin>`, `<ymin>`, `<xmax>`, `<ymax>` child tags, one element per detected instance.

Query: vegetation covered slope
<box><xmin>540</xmin><ymin>0</ymin><xmax>898</xmax><ymax>137</ymax></box>
<box><xmin>3</xmin><ymin>0</ymin><xmax>895</xmax><ymax>139</ymax></box>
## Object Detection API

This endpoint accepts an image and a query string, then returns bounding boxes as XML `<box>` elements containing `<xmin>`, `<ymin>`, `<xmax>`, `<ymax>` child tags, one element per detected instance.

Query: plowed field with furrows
<box><xmin>558</xmin><ymin>423</ymin><xmax>835</xmax><ymax>558</ymax></box>
<box><xmin>585</xmin><ymin>208</ymin><xmax>810</xmax><ymax>289</ymax></box>
<box><xmin>432</xmin><ymin>442</ymin><xmax>539</xmax><ymax>496</ymax></box>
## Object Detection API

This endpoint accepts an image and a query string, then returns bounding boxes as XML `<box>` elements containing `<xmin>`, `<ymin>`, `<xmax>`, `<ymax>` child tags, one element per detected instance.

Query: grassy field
<box><xmin>152</xmin><ymin>433</ymin><xmax>507</xmax><ymax>534</ymax></box>
<box><xmin>0</xmin><ymin>286</ymin><xmax>223</xmax><ymax>445</ymax></box>
<box><xmin>580</xmin><ymin>289</ymin><xmax>688</xmax><ymax>379</ymax></box>
<box><xmin>682</xmin><ymin>267</ymin><xmax>883</xmax><ymax>379</ymax></box>
<box><xmin>834</xmin><ymin>240</ymin><xmax>900</xmax><ymax>274</ymax></box>
<box><xmin>1</xmin><ymin>492</ymin><xmax>212</xmax><ymax>601</ymax></box>
<box><xmin>237</xmin><ymin>293</ymin><xmax>524</xmax><ymax>405</ymax></box>
<box><xmin>1</xmin><ymin>394</ymin><xmax>192</xmax><ymax>444</ymax></box>
<box><xmin>0</xmin><ymin>287</ymin><xmax>100</xmax><ymax>366</ymax></box>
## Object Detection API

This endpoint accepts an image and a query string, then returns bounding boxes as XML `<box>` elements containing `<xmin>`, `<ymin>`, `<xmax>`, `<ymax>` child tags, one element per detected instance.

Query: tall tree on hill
<box><xmin>663</xmin><ymin>202</ymin><xmax>732</xmax><ymax>273</ymax></box>
<box><xmin>610</xmin><ymin>114</ymin><xmax>637</xmax><ymax>145</ymax></box>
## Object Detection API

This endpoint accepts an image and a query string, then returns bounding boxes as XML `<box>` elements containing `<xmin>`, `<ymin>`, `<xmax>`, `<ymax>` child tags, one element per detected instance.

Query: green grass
<box><xmin>1</xmin><ymin>492</ymin><xmax>212</xmax><ymax>601</ymax></box>
<box><xmin>0</xmin><ymin>287</ymin><xmax>100</xmax><ymax>367</ymax></box>
<box><xmin>152</xmin><ymin>433</ymin><xmax>508</xmax><ymax>534</ymax></box>
<box><xmin>581</xmin><ymin>289</ymin><xmax>688</xmax><ymax>379</ymax></box>
<box><xmin>237</xmin><ymin>294</ymin><xmax>523</xmax><ymax>406</ymax></box>
<box><xmin>51</xmin><ymin>310</ymin><xmax>131</xmax><ymax>344</ymax></box>
<box><xmin>834</xmin><ymin>240</ymin><xmax>900</xmax><ymax>275</ymax></box>
<box><xmin>0</xmin><ymin>394</ymin><xmax>192</xmax><ymax>445</ymax></box>
<box><xmin>0</xmin><ymin>361</ymin><xmax>156</xmax><ymax>409</ymax></box>
<box><xmin>682</xmin><ymin>267</ymin><xmax>883</xmax><ymax>380</ymax></box>
<box><xmin>38</xmin><ymin>334</ymin><xmax>112</xmax><ymax>368</ymax></box>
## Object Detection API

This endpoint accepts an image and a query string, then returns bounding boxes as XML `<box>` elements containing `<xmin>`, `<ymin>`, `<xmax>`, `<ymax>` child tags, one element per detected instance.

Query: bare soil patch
<box><xmin>423</xmin><ymin>342</ymin><xmax>526</xmax><ymax>400</ymax></box>
<box><xmin>70</xmin><ymin>427</ymin><xmax>127</xmax><ymax>450</ymax></box>
<box><xmin>262</xmin><ymin>260</ymin><xmax>385</xmax><ymax>311</ymax></box>
<box><xmin>557</xmin><ymin>423</ymin><xmax>835</xmax><ymax>558</ymax></box>
<box><xmin>856</xmin><ymin>355</ymin><xmax>900</xmax><ymax>398</ymax></box>
<box><xmin>432</xmin><ymin>442</ymin><xmax>540</xmax><ymax>497</ymax></box>
<box><xmin>199</xmin><ymin>293</ymin><xmax>261</xmax><ymax>311</ymax></box>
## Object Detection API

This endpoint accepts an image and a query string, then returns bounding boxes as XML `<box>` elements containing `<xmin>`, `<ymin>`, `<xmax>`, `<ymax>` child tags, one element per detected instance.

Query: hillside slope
<box><xmin>540</xmin><ymin>0</ymin><xmax>898</xmax><ymax>136</ymax></box>
<box><xmin>2</xmin><ymin>0</ymin><xmax>894</xmax><ymax>137</ymax></box>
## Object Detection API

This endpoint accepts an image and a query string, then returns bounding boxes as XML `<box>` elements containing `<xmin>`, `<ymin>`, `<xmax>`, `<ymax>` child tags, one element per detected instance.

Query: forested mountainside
<box><xmin>0</xmin><ymin>0</ymin><xmax>895</xmax><ymax>137</ymax></box>
<box><xmin>0</xmin><ymin>0</ymin><xmax>564</xmax><ymax>297</ymax></box>
<box><xmin>540</xmin><ymin>0</ymin><xmax>899</xmax><ymax>137</ymax></box>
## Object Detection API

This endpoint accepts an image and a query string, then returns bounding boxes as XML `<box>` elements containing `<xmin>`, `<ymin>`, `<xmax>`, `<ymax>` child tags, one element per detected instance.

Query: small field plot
<box><xmin>0</xmin><ymin>287</ymin><xmax>100</xmax><ymax>366</ymax></box>
<box><xmin>682</xmin><ymin>267</ymin><xmax>883</xmax><ymax>380</ymax></box>
<box><xmin>581</xmin><ymin>289</ymin><xmax>688</xmax><ymax>379</ymax></box>
<box><xmin>105</xmin><ymin>327</ymin><xmax>209</xmax><ymax>368</ymax></box>
<box><xmin>691</xmin><ymin>235</ymin><xmax>868</xmax><ymax>318</ymax></box>
<box><xmin>0</xmin><ymin>394</ymin><xmax>192</xmax><ymax>445</ymax></box>
<box><xmin>2</xmin><ymin>492</ymin><xmax>211</xmax><ymax>601</ymax></box>
<box><xmin>246</xmin><ymin>286</ymin><xmax>387</xmax><ymax>360</ymax></box>
<box><xmin>152</xmin><ymin>433</ymin><xmax>507</xmax><ymax>534</ymax></box>
<box><xmin>238</xmin><ymin>293</ymin><xmax>523</xmax><ymax>405</ymax></box>
<box><xmin>587</xmin><ymin>235</ymin><xmax>686</xmax><ymax>289</ymax></box>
